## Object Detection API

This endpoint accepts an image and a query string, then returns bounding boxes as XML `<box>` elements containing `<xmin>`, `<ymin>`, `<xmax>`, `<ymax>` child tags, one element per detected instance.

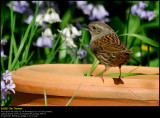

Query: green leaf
<box><xmin>81</xmin><ymin>28</ymin><xmax>90</xmax><ymax>44</ymax></box>
<box><xmin>3</xmin><ymin>94</ymin><xmax>12</xmax><ymax>106</ymax></box>
<box><xmin>59</xmin><ymin>8</ymin><xmax>72</xmax><ymax>29</ymax></box>
<box><xmin>87</xmin><ymin>58</ymin><xmax>99</xmax><ymax>76</ymax></box>
<box><xmin>150</xmin><ymin>58</ymin><xmax>159</xmax><ymax>67</ymax></box>
<box><xmin>45</xmin><ymin>35</ymin><xmax>61</xmax><ymax>64</ymax></box>
<box><xmin>123</xmin><ymin>15</ymin><xmax>140</xmax><ymax>49</ymax></box>
<box><xmin>83</xmin><ymin>72</ymin><xmax>88</xmax><ymax>76</ymax></box>
<box><xmin>65</xmin><ymin>84</ymin><xmax>82</xmax><ymax>106</ymax></box>
<box><xmin>26</xmin><ymin>51</ymin><xmax>35</xmax><ymax>64</ymax></box>
<box><xmin>1</xmin><ymin>58</ymin><xmax>5</xmax><ymax>73</ymax></box>
<box><xmin>8</xmin><ymin>1</ymin><xmax>14</xmax><ymax>70</ymax></box>
<box><xmin>120</xmin><ymin>33</ymin><xmax>159</xmax><ymax>48</ymax></box>
<box><xmin>80</xmin><ymin>29</ymin><xmax>95</xmax><ymax>59</ymax></box>
<box><xmin>96</xmin><ymin>68</ymin><xmax>109</xmax><ymax>76</ymax></box>
<box><xmin>1</xmin><ymin>18</ymin><xmax>4</xmax><ymax>36</ymax></box>
<box><xmin>104</xmin><ymin>72</ymin><xmax>159</xmax><ymax>77</ymax></box>
<box><xmin>23</xmin><ymin>25</ymin><xmax>38</xmax><ymax>63</ymax></box>
<box><xmin>142</xmin><ymin>22</ymin><xmax>159</xmax><ymax>28</ymax></box>
<box><xmin>9</xmin><ymin>2</ymin><xmax>39</xmax><ymax>71</ymax></box>
<box><xmin>43</xmin><ymin>83</ymin><xmax>47</xmax><ymax>106</ymax></box>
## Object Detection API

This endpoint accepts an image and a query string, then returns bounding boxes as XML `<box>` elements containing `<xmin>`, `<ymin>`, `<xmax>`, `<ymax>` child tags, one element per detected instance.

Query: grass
<box><xmin>86</xmin><ymin>58</ymin><xmax>99</xmax><ymax>76</ymax></box>
<box><xmin>8</xmin><ymin>1</ymin><xmax>40</xmax><ymax>71</ymax></box>
<box><xmin>1</xmin><ymin>18</ymin><xmax>5</xmax><ymax>73</ymax></box>
<box><xmin>45</xmin><ymin>35</ymin><xmax>67</xmax><ymax>64</ymax></box>
<box><xmin>120</xmin><ymin>33</ymin><xmax>159</xmax><ymax>48</ymax></box>
<box><xmin>42</xmin><ymin>83</ymin><xmax>82</xmax><ymax>106</ymax></box>
<box><xmin>1</xmin><ymin>57</ymin><xmax>5</xmax><ymax>73</ymax></box>
<box><xmin>43</xmin><ymin>83</ymin><xmax>47</xmax><ymax>106</ymax></box>
<box><xmin>103</xmin><ymin>72</ymin><xmax>159</xmax><ymax>78</ymax></box>
<box><xmin>65</xmin><ymin>83</ymin><xmax>82</xmax><ymax>106</ymax></box>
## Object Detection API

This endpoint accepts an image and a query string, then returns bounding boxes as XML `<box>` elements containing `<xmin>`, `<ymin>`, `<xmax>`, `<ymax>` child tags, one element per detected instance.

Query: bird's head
<box><xmin>84</xmin><ymin>21</ymin><xmax>114</xmax><ymax>40</ymax></box>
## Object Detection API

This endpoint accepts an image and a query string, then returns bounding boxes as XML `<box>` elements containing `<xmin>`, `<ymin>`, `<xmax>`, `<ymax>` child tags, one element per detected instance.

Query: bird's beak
<box><xmin>83</xmin><ymin>25</ymin><xmax>89</xmax><ymax>30</ymax></box>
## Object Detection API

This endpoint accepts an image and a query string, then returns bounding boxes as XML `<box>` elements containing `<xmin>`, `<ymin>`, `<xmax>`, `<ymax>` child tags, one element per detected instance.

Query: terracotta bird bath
<box><xmin>11</xmin><ymin>64</ymin><xmax>159</xmax><ymax>106</ymax></box>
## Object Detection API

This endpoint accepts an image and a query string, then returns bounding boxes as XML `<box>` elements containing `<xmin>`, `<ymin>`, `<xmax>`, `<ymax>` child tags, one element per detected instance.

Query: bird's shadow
<box><xmin>112</xmin><ymin>78</ymin><xmax>124</xmax><ymax>85</ymax></box>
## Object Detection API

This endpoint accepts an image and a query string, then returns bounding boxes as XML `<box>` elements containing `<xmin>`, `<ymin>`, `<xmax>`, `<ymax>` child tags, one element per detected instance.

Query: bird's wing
<box><xmin>99</xmin><ymin>33</ymin><xmax>132</xmax><ymax>53</ymax></box>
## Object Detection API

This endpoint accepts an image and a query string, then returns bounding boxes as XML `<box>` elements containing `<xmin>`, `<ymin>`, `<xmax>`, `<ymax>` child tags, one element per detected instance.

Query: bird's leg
<box><xmin>118</xmin><ymin>65</ymin><xmax>124</xmax><ymax>84</ymax></box>
<box><xmin>112</xmin><ymin>65</ymin><xmax>124</xmax><ymax>85</ymax></box>
<box><xmin>118</xmin><ymin>65</ymin><xmax>122</xmax><ymax>79</ymax></box>
<box><xmin>98</xmin><ymin>68</ymin><xmax>107</xmax><ymax>83</ymax></box>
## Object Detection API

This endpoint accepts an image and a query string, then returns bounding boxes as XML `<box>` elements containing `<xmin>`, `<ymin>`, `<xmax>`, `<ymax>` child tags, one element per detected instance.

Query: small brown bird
<box><xmin>85</xmin><ymin>21</ymin><xmax>132</xmax><ymax>83</ymax></box>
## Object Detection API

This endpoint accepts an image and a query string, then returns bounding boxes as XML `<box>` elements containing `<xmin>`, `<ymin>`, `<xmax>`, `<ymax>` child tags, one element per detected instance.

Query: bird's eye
<box><xmin>92</xmin><ymin>26</ymin><xmax>96</xmax><ymax>30</ymax></box>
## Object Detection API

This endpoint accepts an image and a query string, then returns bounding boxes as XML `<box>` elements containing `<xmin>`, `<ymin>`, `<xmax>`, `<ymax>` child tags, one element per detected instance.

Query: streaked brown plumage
<box><xmin>85</xmin><ymin>21</ymin><xmax>132</xmax><ymax>83</ymax></box>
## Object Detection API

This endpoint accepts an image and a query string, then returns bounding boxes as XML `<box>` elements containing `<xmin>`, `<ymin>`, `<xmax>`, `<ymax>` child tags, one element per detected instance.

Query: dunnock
<box><xmin>85</xmin><ymin>21</ymin><xmax>132</xmax><ymax>83</ymax></box>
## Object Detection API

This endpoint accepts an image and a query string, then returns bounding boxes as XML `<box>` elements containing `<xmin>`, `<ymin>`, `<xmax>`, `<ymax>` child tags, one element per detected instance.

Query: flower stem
<box><xmin>1</xmin><ymin>58</ymin><xmax>5</xmax><ymax>73</ymax></box>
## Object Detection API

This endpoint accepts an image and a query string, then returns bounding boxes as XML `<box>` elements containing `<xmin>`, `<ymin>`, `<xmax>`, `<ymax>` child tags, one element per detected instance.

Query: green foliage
<box><xmin>120</xmin><ymin>33</ymin><xmax>159</xmax><ymax>48</ymax></box>
<box><xmin>59</xmin><ymin>8</ymin><xmax>72</xmax><ymax>62</ymax></box>
<box><xmin>104</xmin><ymin>72</ymin><xmax>158</xmax><ymax>77</ymax></box>
<box><xmin>43</xmin><ymin>83</ymin><xmax>47</xmax><ymax>106</ymax></box>
<box><xmin>65</xmin><ymin>84</ymin><xmax>82</xmax><ymax>106</ymax></box>
<box><xmin>1</xmin><ymin>94</ymin><xmax>12</xmax><ymax>106</ymax></box>
<box><xmin>87</xmin><ymin>58</ymin><xmax>99</xmax><ymax>76</ymax></box>
<box><xmin>8</xmin><ymin>1</ymin><xmax>40</xmax><ymax>71</ymax></box>
<box><xmin>1</xmin><ymin>1</ymin><xmax>158</xmax><ymax>71</ymax></box>
<box><xmin>80</xmin><ymin>29</ymin><xmax>94</xmax><ymax>59</ymax></box>
<box><xmin>45</xmin><ymin>35</ymin><xmax>62</xmax><ymax>64</ymax></box>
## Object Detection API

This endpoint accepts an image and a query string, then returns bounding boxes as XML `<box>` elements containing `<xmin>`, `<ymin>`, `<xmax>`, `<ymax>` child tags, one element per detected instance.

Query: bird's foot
<box><xmin>95</xmin><ymin>74</ymin><xmax>104</xmax><ymax>83</ymax></box>
<box><xmin>113</xmin><ymin>76</ymin><xmax>124</xmax><ymax>85</ymax></box>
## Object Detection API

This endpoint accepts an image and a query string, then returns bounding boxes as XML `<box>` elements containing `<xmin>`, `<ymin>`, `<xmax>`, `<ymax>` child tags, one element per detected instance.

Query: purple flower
<box><xmin>146</xmin><ymin>11</ymin><xmax>156</xmax><ymax>21</ymax></box>
<box><xmin>5</xmin><ymin>80</ymin><xmax>16</xmax><ymax>94</ymax></box>
<box><xmin>1</xmin><ymin>80</ymin><xmax>16</xmax><ymax>100</ymax></box>
<box><xmin>1</xmin><ymin>49</ymin><xmax>6</xmax><ymax>57</ymax></box>
<box><xmin>85</xmin><ymin>44</ymin><xmax>91</xmax><ymax>49</ymax></box>
<box><xmin>1</xmin><ymin>80</ymin><xmax>5</xmax><ymax>90</ymax></box>
<box><xmin>76</xmin><ymin>1</ymin><xmax>93</xmax><ymax>15</ymax></box>
<box><xmin>68</xmin><ymin>1</ymin><xmax>75</xmax><ymax>5</ymax></box>
<box><xmin>24</xmin><ymin>15</ymin><xmax>34</xmax><ymax>24</ymax></box>
<box><xmin>1</xmin><ymin>39</ymin><xmax>7</xmax><ymax>45</ymax></box>
<box><xmin>89</xmin><ymin>5</ymin><xmax>110</xmax><ymax>22</ymax></box>
<box><xmin>1</xmin><ymin>71</ymin><xmax>16</xmax><ymax>100</ymax></box>
<box><xmin>7</xmin><ymin>1</ymin><xmax>32</xmax><ymax>14</ymax></box>
<box><xmin>77</xmin><ymin>49</ymin><xmax>87</xmax><ymax>59</ymax></box>
<box><xmin>32</xmin><ymin>1</ymin><xmax>44</xmax><ymax>6</ymax></box>
<box><xmin>33</xmin><ymin>37</ymin><xmax>52</xmax><ymax>48</ymax></box>
<box><xmin>138</xmin><ymin>1</ymin><xmax>148</xmax><ymax>9</ymax></box>
<box><xmin>76</xmin><ymin>1</ymin><xmax>87</xmax><ymax>9</ymax></box>
<box><xmin>83</xmin><ymin>4</ymin><xmax>94</xmax><ymax>15</ymax></box>
<box><xmin>75</xmin><ymin>2</ymin><xmax>110</xmax><ymax>22</ymax></box>
<box><xmin>131</xmin><ymin>1</ymin><xmax>156</xmax><ymax>21</ymax></box>
<box><xmin>75</xmin><ymin>22</ymin><xmax>84</xmax><ymax>30</ymax></box>
<box><xmin>1</xmin><ymin>81</ymin><xmax>11</xmax><ymax>100</ymax></box>
<box><xmin>2</xmin><ymin>70</ymin><xmax>12</xmax><ymax>83</ymax></box>
<box><xmin>72</xmin><ymin>44</ymin><xmax>89</xmax><ymax>59</ymax></box>
<box><xmin>131</xmin><ymin>4</ymin><xmax>138</xmax><ymax>16</ymax></box>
